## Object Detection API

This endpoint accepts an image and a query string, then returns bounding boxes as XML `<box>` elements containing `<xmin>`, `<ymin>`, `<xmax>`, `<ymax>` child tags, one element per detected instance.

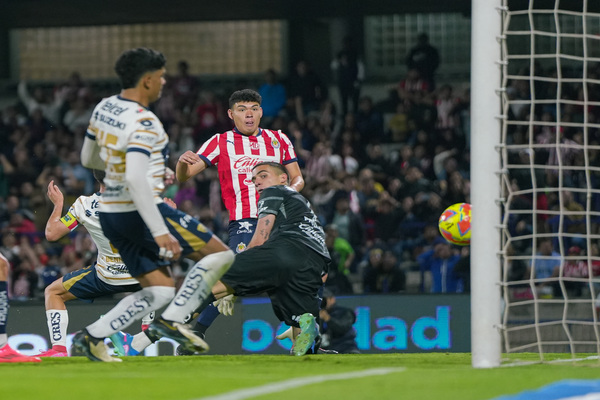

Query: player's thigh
<box><xmin>158</xmin><ymin>203</ymin><xmax>220</xmax><ymax>255</ymax></box>
<box><xmin>62</xmin><ymin>264</ymin><xmax>142</xmax><ymax>301</ymax></box>
<box><xmin>270</xmin><ymin>249</ymin><xmax>325</xmax><ymax>326</ymax></box>
<box><xmin>99</xmin><ymin>211</ymin><xmax>167</xmax><ymax>277</ymax></box>
<box><xmin>220</xmin><ymin>244</ymin><xmax>283</xmax><ymax>295</ymax></box>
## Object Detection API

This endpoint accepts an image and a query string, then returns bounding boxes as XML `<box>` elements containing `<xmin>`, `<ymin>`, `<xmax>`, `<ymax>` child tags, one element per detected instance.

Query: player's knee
<box><xmin>204</xmin><ymin>249</ymin><xmax>235</xmax><ymax>266</ymax></box>
<box><xmin>44</xmin><ymin>279</ymin><xmax>64</xmax><ymax>298</ymax></box>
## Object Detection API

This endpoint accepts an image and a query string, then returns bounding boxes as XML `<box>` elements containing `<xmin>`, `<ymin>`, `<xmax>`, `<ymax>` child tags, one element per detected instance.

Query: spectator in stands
<box><xmin>287</xmin><ymin>60</ymin><xmax>325</xmax><ymax>123</ymax></box>
<box><xmin>529</xmin><ymin>238</ymin><xmax>562</xmax><ymax>297</ymax></box>
<box><xmin>329</xmin><ymin>191</ymin><xmax>365</xmax><ymax>253</ymax></box>
<box><xmin>171</xmin><ymin>60</ymin><xmax>199</xmax><ymax>112</ymax></box>
<box><xmin>192</xmin><ymin>90</ymin><xmax>226</xmax><ymax>144</ymax></box>
<box><xmin>324</xmin><ymin>224</ymin><xmax>355</xmax><ymax>294</ymax></box>
<box><xmin>355</xmin><ymin>96</ymin><xmax>384</xmax><ymax>146</ymax></box>
<box><xmin>417</xmin><ymin>239</ymin><xmax>463</xmax><ymax>293</ymax></box>
<box><xmin>331</xmin><ymin>36</ymin><xmax>364</xmax><ymax>117</ymax></box>
<box><xmin>406</xmin><ymin>33</ymin><xmax>440</xmax><ymax>90</ymax></box>
<box><xmin>363</xmin><ymin>248</ymin><xmax>405</xmax><ymax>293</ymax></box>
<box><xmin>258</xmin><ymin>69</ymin><xmax>287</xmax><ymax>126</ymax></box>
<box><xmin>17</xmin><ymin>80</ymin><xmax>67</xmax><ymax>126</ymax></box>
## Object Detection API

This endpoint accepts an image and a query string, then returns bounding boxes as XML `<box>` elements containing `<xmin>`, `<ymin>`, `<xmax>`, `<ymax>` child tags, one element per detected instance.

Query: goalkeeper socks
<box><xmin>0</xmin><ymin>281</ymin><xmax>7</xmax><ymax>347</ymax></box>
<box><xmin>196</xmin><ymin>304</ymin><xmax>220</xmax><ymax>331</ymax></box>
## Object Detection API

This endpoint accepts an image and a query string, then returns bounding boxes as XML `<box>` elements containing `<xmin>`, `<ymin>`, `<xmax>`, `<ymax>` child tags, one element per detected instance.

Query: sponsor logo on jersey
<box><xmin>101</xmin><ymin>101</ymin><xmax>129</xmax><ymax>115</ymax></box>
<box><xmin>233</xmin><ymin>155</ymin><xmax>261</xmax><ymax>173</ymax></box>
<box><xmin>250</xmin><ymin>141</ymin><xmax>261</xmax><ymax>150</ymax></box>
<box><xmin>236</xmin><ymin>221</ymin><xmax>253</xmax><ymax>234</ymax></box>
<box><xmin>133</xmin><ymin>133</ymin><xmax>155</xmax><ymax>144</ymax></box>
<box><xmin>98</xmin><ymin>113</ymin><xmax>126</xmax><ymax>130</ymax></box>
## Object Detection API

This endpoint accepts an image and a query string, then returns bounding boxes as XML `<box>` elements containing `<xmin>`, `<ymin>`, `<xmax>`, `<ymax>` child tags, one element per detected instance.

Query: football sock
<box><xmin>132</xmin><ymin>331</ymin><xmax>153</xmax><ymax>351</ymax></box>
<box><xmin>161</xmin><ymin>250</ymin><xmax>233</xmax><ymax>323</ymax></box>
<box><xmin>0</xmin><ymin>281</ymin><xmax>7</xmax><ymax>347</ymax></box>
<box><xmin>87</xmin><ymin>286</ymin><xmax>175</xmax><ymax>338</ymax></box>
<box><xmin>195</xmin><ymin>304</ymin><xmax>220</xmax><ymax>333</ymax></box>
<box><xmin>46</xmin><ymin>309</ymin><xmax>69</xmax><ymax>348</ymax></box>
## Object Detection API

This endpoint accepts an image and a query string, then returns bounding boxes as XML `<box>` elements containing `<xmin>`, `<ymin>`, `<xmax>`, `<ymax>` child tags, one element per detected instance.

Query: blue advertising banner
<box><xmin>6</xmin><ymin>294</ymin><xmax>470</xmax><ymax>355</ymax></box>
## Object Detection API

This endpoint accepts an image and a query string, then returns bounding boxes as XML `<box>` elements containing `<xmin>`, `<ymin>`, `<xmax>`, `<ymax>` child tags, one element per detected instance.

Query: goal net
<box><xmin>499</xmin><ymin>0</ymin><xmax>600</xmax><ymax>363</ymax></box>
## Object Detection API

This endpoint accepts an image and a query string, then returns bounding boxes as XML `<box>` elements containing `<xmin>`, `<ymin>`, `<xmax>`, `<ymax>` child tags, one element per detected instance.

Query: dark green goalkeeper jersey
<box><xmin>257</xmin><ymin>185</ymin><xmax>331</xmax><ymax>261</ymax></box>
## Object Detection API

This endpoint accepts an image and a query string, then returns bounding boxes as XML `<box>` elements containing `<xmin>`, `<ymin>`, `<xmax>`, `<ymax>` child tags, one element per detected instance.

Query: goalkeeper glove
<box><xmin>213</xmin><ymin>294</ymin><xmax>236</xmax><ymax>316</ymax></box>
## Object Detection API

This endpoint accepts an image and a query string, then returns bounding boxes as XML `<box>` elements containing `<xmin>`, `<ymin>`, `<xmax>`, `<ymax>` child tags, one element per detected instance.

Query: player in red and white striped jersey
<box><xmin>177</xmin><ymin>89</ymin><xmax>304</xmax><ymax>253</ymax></box>
<box><xmin>175</xmin><ymin>89</ymin><xmax>304</xmax><ymax>344</ymax></box>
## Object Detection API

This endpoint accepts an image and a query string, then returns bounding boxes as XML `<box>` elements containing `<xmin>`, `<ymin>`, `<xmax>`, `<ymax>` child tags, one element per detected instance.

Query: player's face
<box><xmin>252</xmin><ymin>166</ymin><xmax>287</xmax><ymax>194</ymax></box>
<box><xmin>228</xmin><ymin>101</ymin><xmax>263</xmax><ymax>136</ymax></box>
<box><xmin>146</xmin><ymin>67</ymin><xmax>166</xmax><ymax>103</ymax></box>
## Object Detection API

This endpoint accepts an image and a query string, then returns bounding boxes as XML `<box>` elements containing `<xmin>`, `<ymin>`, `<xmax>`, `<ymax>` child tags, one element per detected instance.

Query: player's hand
<box><xmin>154</xmin><ymin>233</ymin><xmax>182</xmax><ymax>261</ymax></box>
<box><xmin>164</xmin><ymin>167</ymin><xmax>175</xmax><ymax>186</ymax></box>
<box><xmin>46</xmin><ymin>180</ymin><xmax>64</xmax><ymax>206</ymax></box>
<box><xmin>276</xmin><ymin>326</ymin><xmax>294</xmax><ymax>342</ymax></box>
<box><xmin>163</xmin><ymin>198</ymin><xmax>177</xmax><ymax>209</ymax></box>
<box><xmin>178</xmin><ymin>150</ymin><xmax>201</xmax><ymax>165</ymax></box>
<box><xmin>213</xmin><ymin>294</ymin><xmax>236</xmax><ymax>316</ymax></box>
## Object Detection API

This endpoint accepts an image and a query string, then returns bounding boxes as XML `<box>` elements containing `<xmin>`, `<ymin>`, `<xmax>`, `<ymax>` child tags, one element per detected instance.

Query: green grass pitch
<box><xmin>1</xmin><ymin>353</ymin><xmax>599</xmax><ymax>400</ymax></box>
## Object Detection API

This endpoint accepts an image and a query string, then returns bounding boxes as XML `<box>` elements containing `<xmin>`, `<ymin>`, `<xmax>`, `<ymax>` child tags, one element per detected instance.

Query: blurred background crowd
<box><xmin>1</xmin><ymin>32</ymin><xmax>599</xmax><ymax>302</ymax></box>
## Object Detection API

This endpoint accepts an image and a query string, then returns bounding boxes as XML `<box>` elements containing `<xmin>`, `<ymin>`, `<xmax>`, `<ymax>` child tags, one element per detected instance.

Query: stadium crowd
<box><xmin>4</xmin><ymin>45</ymin><xmax>596</xmax><ymax>301</ymax></box>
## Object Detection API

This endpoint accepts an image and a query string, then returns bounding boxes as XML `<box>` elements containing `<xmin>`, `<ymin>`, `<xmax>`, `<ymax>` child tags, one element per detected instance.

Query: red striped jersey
<box><xmin>197</xmin><ymin>128</ymin><xmax>297</xmax><ymax>221</ymax></box>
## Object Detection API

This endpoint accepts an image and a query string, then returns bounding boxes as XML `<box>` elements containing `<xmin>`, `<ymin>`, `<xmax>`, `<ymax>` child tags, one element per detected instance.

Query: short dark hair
<box><xmin>253</xmin><ymin>162</ymin><xmax>289</xmax><ymax>184</ymax></box>
<box><xmin>114</xmin><ymin>48</ymin><xmax>166</xmax><ymax>89</ymax></box>
<box><xmin>92</xmin><ymin>169</ymin><xmax>105</xmax><ymax>184</ymax></box>
<box><xmin>228</xmin><ymin>89</ymin><xmax>262</xmax><ymax>109</ymax></box>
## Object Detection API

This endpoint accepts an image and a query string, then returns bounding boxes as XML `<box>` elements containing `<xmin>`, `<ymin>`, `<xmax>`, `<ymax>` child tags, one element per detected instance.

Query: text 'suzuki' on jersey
<box><xmin>197</xmin><ymin>128</ymin><xmax>298</xmax><ymax>221</ymax></box>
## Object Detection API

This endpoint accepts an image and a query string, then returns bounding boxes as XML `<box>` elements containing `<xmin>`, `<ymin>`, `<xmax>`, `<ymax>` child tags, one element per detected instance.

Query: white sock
<box><xmin>161</xmin><ymin>250</ymin><xmax>234</xmax><ymax>323</ymax></box>
<box><xmin>46</xmin><ymin>310</ymin><xmax>69</xmax><ymax>347</ymax></box>
<box><xmin>0</xmin><ymin>333</ymin><xmax>6</xmax><ymax>348</ymax></box>
<box><xmin>131</xmin><ymin>332</ymin><xmax>153</xmax><ymax>352</ymax></box>
<box><xmin>87</xmin><ymin>286</ymin><xmax>175</xmax><ymax>338</ymax></box>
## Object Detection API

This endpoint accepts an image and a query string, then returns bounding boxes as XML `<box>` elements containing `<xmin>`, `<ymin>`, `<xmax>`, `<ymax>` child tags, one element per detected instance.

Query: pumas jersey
<box><xmin>197</xmin><ymin>128</ymin><xmax>297</xmax><ymax>221</ymax></box>
<box><xmin>60</xmin><ymin>193</ymin><xmax>137</xmax><ymax>286</ymax></box>
<box><xmin>86</xmin><ymin>95</ymin><xmax>168</xmax><ymax>213</ymax></box>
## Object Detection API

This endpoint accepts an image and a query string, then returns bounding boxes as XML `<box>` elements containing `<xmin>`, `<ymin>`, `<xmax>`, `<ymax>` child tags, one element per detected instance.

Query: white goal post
<box><xmin>473</xmin><ymin>0</ymin><xmax>600</xmax><ymax>367</ymax></box>
<box><xmin>471</xmin><ymin>0</ymin><xmax>503</xmax><ymax>368</ymax></box>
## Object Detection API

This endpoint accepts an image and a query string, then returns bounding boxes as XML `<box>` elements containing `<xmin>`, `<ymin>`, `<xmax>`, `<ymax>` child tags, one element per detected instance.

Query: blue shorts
<box><xmin>63</xmin><ymin>264</ymin><xmax>142</xmax><ymax>301</ymax></box>
<box><xmin>227</xmin><ymin>218</ymin><xmax>257</xmax><ymax>253</ymax></box>
<box><xmin>99</xmin><ymin>203</ymin><xmax>215</xmax><ymax>277</ymax></box>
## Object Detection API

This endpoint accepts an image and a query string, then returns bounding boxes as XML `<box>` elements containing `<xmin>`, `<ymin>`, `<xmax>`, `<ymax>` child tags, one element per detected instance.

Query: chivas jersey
<box><xmin>197</xmin><ymin>128</ymin><xmax>297</xmax><ymax>221</ymax></box>
<box><xmin>86</xmin><ymin>95</ymin><xmax>168</xmax><ymax>213</ymax></box>
<box><xmin>60</xmin><ymin>193</ymin><xmax>137</xmax><ymax>286</ymax></box>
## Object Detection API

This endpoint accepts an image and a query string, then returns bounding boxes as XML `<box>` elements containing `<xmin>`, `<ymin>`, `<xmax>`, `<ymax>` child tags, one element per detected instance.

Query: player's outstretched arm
<box><xmin>176</xmin><ymin>151</ymin><xmax>207</xmax><ymax>183</ymax></box>
<box><xmin>45</xmin><ymin>181</ymin><xmax>72</xmax><ymax>241</ymax></box>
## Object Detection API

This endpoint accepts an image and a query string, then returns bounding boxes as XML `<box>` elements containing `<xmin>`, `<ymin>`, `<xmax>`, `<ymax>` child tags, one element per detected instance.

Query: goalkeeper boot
<box><xmin>71</xmin><ymin>329</ymin><xmax>122</xmax><ymax>362</ymax></box>
<box><xmin>146</xmin><ymin>317</ymin><xmax>209</xmax><ymax>354</ymax></box>
<box><xmin>175</xmin><ymin>325</ymin><xmax>205</xmax><ymax>356</ymax></box>
<box><xmin>292</xmin><ymin>313</ymin><xmax>318</xmax><ymax>356</ymax></box>
<box><xmin>109</xmin><ymin>331</ymin><xmax>140</xmax><ymax>356</ymax></box>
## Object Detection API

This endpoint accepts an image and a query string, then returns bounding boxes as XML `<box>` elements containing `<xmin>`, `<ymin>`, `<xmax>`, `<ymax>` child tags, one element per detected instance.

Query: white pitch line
<box><xmin>195</xmin><ymin>367</ymin><xmax>406</xmax><ymax>400</ymax></box>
